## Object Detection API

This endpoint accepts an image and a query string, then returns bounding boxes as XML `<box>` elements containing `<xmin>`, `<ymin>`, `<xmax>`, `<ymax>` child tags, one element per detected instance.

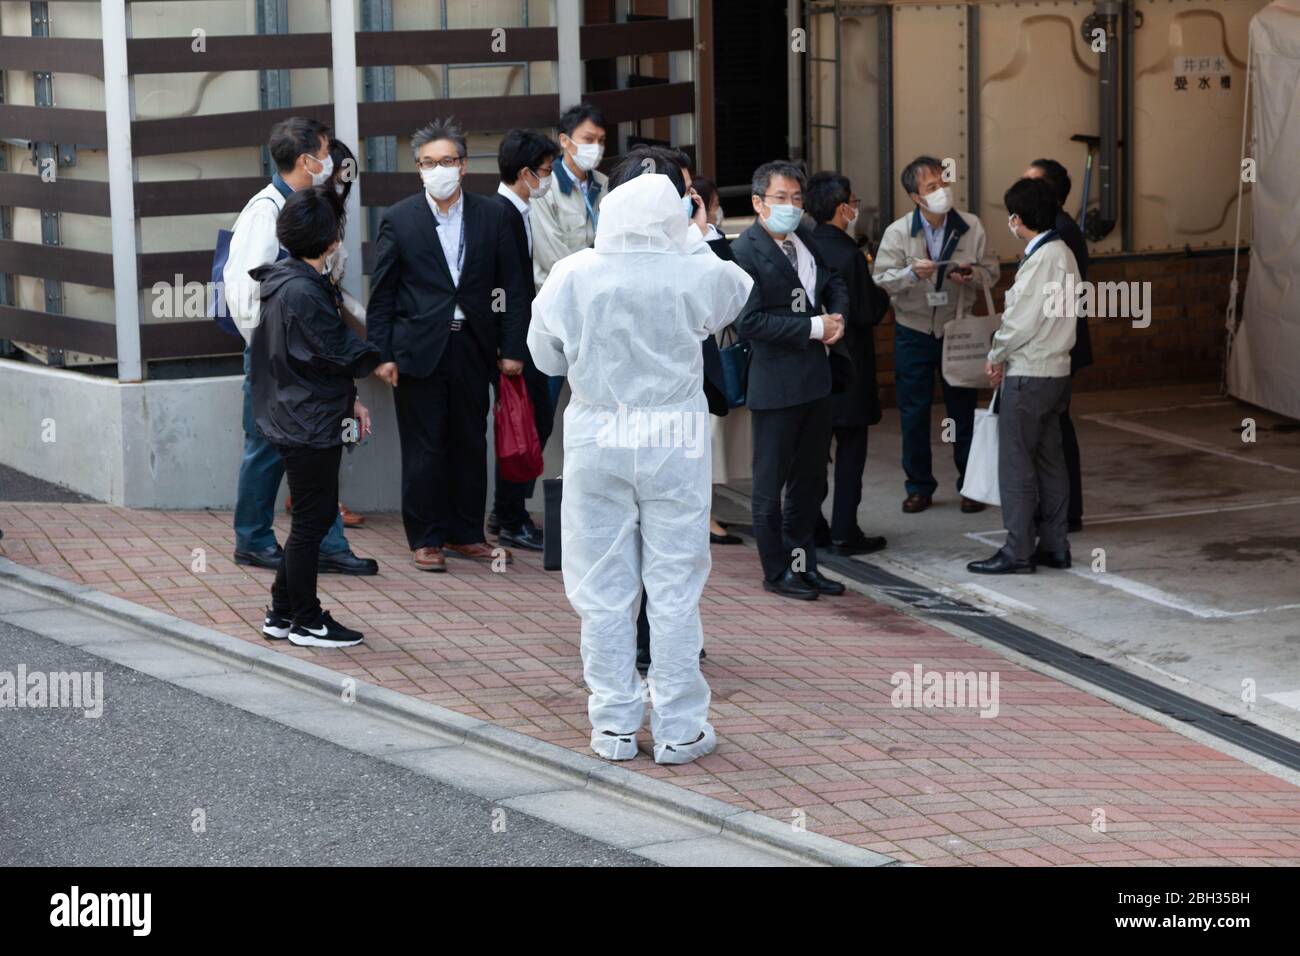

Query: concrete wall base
<box><xmin>0</xmin><ymin>362</ymin><xmax>406</xmax><ymax>511</ymax></box>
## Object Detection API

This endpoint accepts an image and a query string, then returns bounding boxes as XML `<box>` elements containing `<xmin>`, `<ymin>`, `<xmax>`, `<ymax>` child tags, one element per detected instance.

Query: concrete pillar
<box><xmin>100</xmin><ymin>0</ymin><xmax>143</xmax><ymax>382</ymax></box>
<box><xmin>329</xmin><ymin>0</ymin><xmax>363</xmax><ymax>305</ymax></box>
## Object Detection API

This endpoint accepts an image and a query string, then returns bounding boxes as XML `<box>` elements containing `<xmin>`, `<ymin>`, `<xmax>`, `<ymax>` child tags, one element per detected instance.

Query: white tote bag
<box><xmin>941</xmin><ymin>282</ymin><xmax>1000</xmax><ymax>389</ymax></box>
<box><xmin>961</xmin><ymin>387</ymin><xmax>1001</xmax><ymax>507</ymax></box>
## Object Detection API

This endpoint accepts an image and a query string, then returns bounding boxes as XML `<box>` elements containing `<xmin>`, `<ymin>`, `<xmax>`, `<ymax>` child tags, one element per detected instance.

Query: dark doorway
<box><xmin>711</xmin><ymin>0</ymin><xmax>790</xmax><ymax>216</ymax></box>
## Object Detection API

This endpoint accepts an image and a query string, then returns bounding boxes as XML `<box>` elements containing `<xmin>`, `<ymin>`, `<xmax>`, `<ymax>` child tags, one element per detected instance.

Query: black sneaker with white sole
<box><xmin>261</xmin><ymin>608</ymin><xmax>292</xmax><ymax>640</ymax></box>
<box><xmin>288</xmin><ymin>610</ymin><xmax>364</xmax><ymax>648</ymax></box>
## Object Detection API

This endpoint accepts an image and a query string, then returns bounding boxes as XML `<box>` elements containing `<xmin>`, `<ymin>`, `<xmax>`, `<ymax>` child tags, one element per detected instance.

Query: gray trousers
<box><xmin>998</xmin><ymin>375</ymin><xmax>1071</xmax><ymax>561</ymax></box>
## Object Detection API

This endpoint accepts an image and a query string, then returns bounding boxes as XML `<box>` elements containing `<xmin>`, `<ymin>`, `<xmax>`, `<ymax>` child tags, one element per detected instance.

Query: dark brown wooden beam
<box><xmin>355</xmin><ymin>27</ymin><xmax>558</xmax><ymax>66</ymax></box>
<box><xmin>0</xmin><ymin>305</ymin><xmax>118</xmax><ymax>357</ymax></box>
<box><xmin>127</xmin><ymin>33</ymin><xmax>333</xmax><ymax>74</ymax></box>
<box><xmin>0</xmin><ymin>172</ymin><xmax>111</xmax><ymax>216</ymax></box>
<box><xmin>358</xmin><ymin>94</ymin><xmax>559</xmax><ymax>139</ymax></box>
<box><xmin>0</xmin><ymin>36</ymin><xmax>103</xmax><ymax>76</ymax></box>
<box><xmin>0</xmin><ymin>105</ymin><xmax>107</xmax><ymax>149</ymax></box>
<box><xmin>0</xmin><ymin>239</ymin><xmax>114</xmax><ymax>288</ymax></box>
<box><xmin>131</xmin><ymin>104</ymin><xmax>335</xmax><ymax>157</ymax></box>
<box><xmin>585</xmin><ymin>81</ymin><xmax>694</xmax><ymax>124</ymax></box>
<box><xmin>580</xmin><ymin>19</ymin><xmax>694</xmax><ymax>58</ymax></box>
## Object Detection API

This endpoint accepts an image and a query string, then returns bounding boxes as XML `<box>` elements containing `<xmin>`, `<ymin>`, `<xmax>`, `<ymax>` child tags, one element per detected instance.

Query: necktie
<box><xmin>781</xmin><ymin>239</ymin><xmax>798</xmax><ymax>271</ymax></box>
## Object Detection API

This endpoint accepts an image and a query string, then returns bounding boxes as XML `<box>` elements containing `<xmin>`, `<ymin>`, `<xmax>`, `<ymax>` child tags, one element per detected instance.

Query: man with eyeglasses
<box><xmin>367</xmin><ymin>117</ymin><xmax>529</xmax><ymax>574</ymax></box>
<box><xmin>806</xmin><ymin>171</ymin><xmax>892</xmax><ymax>557</ymax></box>
<box><xmin>731</xmin><ymin>161</ymin><xmax>853</xmax><ymax>601</ymax></box>
<box><xmin>487</xmin><ymin>128</ymin><xmax>562</xmax><ymax>552</ymax></box>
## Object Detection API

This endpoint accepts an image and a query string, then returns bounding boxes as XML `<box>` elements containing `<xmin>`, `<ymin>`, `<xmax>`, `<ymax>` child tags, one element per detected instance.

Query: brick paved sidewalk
<box><xmin>2</xmin><ymin>500</ymin><xmax>1298</xmax><ymax>866</ymax></box>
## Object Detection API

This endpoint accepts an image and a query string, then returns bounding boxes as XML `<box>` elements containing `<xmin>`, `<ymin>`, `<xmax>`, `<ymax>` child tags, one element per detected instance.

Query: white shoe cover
<box><xmin>592</xmin><ymin>729</ymin><xmax>639</xmax><ymax>761</ymax></box>
<box><xmin>653</xmin><ymin>723</ymin><xmax>717</xmax><ymax>765</ymax></box>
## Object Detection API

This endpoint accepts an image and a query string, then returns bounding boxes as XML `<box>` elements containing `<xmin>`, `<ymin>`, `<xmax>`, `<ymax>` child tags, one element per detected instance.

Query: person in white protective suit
<box><xmin>528</xmin><ymin>170</ymin><xmax>754</xmax><ymax>765</ymax></box>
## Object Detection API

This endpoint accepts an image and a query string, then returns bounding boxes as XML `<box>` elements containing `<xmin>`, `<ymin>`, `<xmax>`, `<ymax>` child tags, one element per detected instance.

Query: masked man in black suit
<box><xmin>731</xmin><ymin>160</ymin><xmax>854</xmax><ymax>601</ymax></box>
<box><xmin>368</xmin><ymin>117</ymin><xmax>529</xmax><ymax>573</ymax></box>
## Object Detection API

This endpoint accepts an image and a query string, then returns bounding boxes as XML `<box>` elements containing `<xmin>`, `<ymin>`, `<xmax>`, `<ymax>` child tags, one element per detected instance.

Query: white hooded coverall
<box><xmin>528</xmin><ymin>174</ymin><xmax>753</xmax><ymax>756</ymax></box>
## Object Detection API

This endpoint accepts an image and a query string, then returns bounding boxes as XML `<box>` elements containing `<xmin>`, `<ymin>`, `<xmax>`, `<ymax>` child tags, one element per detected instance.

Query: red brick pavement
<box><xmin>3</xmin><ymin>501</ymin><xmax>1299</xmax><ymax>866</ymax></box>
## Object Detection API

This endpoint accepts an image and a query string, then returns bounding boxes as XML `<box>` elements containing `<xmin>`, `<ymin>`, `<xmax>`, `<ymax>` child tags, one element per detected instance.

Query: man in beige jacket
<box><xmin>872</xmin><ymin>155</ymin><xmax>998</xmax><ymax>515</ymax></box>
<box><xmin>968</xmin><ymin>177</ymin><xmax>1078</xmax><ymax>575</ymax></box>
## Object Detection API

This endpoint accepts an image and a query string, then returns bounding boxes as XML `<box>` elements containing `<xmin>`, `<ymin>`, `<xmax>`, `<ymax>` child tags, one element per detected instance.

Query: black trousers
<box><xmin>819</xmin><ymin>425</ymin><xmax>870</xmax><ymax>542</ymax></box>
<box><xmin>751</xmin><ymin>396</ymin><xmax>833</xmax><ymax>582</ymax></box>
<box><xmin>393</xmin><ymin>333</ymin><xmax>491</xmax><ymax>550</ymax></box>
<box><xmin>271</xmin><ymin>443</ymin><xmax>343</xmax><ymax>623</ymax></box>
<box><xmin>1061</xmin><ymin>401</ymin><xmax>1083</xmax><ymax>524</ymax></box>
<box><xmin>492</xmin><ymin>355</ymin><xmax>554</xmax><ymax>530</ymax></box>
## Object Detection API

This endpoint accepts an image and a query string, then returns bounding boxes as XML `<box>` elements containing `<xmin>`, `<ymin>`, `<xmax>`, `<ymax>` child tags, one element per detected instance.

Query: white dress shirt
<box><xmin>426</xmin><ymin>189</ymin><xmax>466</xmax><ymax>320</ymax></box>
<box><xmin>496</xmin><ymin>180</ymin><xmax>532</xmax><ymax>255</ymax></box>
<box><xmin>777</xmin><ymin>231</ymin><xmax>824</xmax><ymax>339</ymax></box>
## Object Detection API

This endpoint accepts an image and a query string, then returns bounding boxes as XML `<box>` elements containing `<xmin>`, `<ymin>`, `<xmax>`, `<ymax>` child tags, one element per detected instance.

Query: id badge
<box><xmin>926</xmin><ymin>290</ymin><xmax>949</xmax><ymax>307</ymax></box>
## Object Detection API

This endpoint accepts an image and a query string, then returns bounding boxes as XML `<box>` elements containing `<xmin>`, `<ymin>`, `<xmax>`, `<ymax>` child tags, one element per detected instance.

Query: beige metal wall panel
<box><xmin>892</xmin><ymin>3</ymin><xmax>968</xmax><ymax>225</ymax></box>
<box><xmin>978</xmin><ymin>0</ymin><xmax>1111</xmax><ymax>261</ymax></box>
<box><xmin>839</xmin><ymin>12</ymin><xmax>884</xmax><ymax>238</ymax></box>
<box><xmin>1132</xmin><ymin>0</ymin><xmax>1262</xmax><ymax>251</ymax></box>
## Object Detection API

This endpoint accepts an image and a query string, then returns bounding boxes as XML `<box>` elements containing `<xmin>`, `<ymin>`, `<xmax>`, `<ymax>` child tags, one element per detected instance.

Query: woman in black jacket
<box><xmin>248</xmin><ymin>186</ymin><xmax>381</xmax><ymax>648</ymax></box>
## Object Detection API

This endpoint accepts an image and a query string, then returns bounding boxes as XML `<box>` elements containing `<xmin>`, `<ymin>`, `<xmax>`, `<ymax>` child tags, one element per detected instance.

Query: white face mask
<box><xmin>711</xmin><ymin>206</ymin><xmax>724</xmax><ymax>227</ymax></box>
<box><xmin>1008</xmin><ymin>214</ymin><xmax>1022</xmax><ymax>241</ymax></box>
<box><xmin>421</xmin><ymin>163</ymin><xmax>462</xmax><ymax>201</ymax></box>
<box><xmin>922</xmin><ymin>186</ymin><xmax>952</xmax><ymax>215</ymax></box>
<box><xmin>529</xmin><ymin>170</ymin><xmax>553</xmax><ymax>198</ymax></box>
<box><xmin>309</xmin><ymin>153</ymin><xmax>334</xmax><ymax>188</ymax></box>
<box><xmin>572</xmin><ymin>142</ymin><xmax>604</xmax><ymax>171</ymax></box>
<box><xmin>844</xmin><ymin>204</ymin><xmax>860</xmax><ymax>230</ymax></box>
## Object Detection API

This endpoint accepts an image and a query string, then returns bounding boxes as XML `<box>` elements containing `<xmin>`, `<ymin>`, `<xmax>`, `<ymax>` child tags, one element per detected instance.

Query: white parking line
<box><xmin>1080</xmin><ymin>413</ymin><xmax>1300</xmax><ymax>475</ymax></box>
<box><xmin>962</xmin><ymin>530</ymin><xmax>1300</xmax><ymax>620</ymax></box>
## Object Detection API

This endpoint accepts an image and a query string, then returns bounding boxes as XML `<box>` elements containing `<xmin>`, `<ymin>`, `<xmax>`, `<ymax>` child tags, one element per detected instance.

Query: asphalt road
<box><xmin>0</xmin><ymin>622</ymin><xmax>648</xmax><ymax>866</ymax></box>
<box><xmin>0</xmin><ymin>463</ymin><xmax>94</xmax><ymax>503</ymax></box>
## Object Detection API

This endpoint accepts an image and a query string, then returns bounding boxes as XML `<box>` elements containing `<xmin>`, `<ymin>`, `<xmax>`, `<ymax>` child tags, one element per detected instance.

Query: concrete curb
<box><xmin>0</xmin><ymin>556</ymin><xmax>898</xmax><ymax>868</ymax></box>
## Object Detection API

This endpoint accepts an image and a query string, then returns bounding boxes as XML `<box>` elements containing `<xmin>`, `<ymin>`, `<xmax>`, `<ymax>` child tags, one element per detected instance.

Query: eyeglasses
<box><xmin>763</xmin><ymin>193</ymin><xmax>802</xmax><ymax>204</ymax></box>
<box><xmin>416</xmin><ymin>157</ymin><xmax>463</xmax><ymax>170</ymax></box>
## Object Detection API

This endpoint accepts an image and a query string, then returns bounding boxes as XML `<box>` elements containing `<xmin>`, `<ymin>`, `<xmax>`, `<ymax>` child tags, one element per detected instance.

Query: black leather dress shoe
<box><xmin>967</xmin><ymin>551</ymin><xmax>1035</xmax><ymax>575</ymax></box>
<box><xmin>234</xmin><ymin>544</ymin><xmax>283</xmax><ymax>570</ymax></box>
<box><xmin>830</xmin><ymin>534</ymin><xmax>887</xmax><ymax>556</ymax></box>
<box><xmin>1068</xmin><ymin>518</ymin><xmax>1083</xmax><ymax>533</ymax></box>
<box><xmin>710</xmin><ymin>530</ymin><xmax>743</xmax><ymax>545</ymax></box>
<box><xmin>318</xmin><ymin>549</ymin><xmax>379</xmax><ymax>576</ymax></box>
<box><xmin>801</xmin><ymin>570</ymin><xmax>846</xmax><ymax>595</ymax></box>
<box><xmin>763</xmin><ymin>568</ymin><xmax>819</xmax><ymax>601</ymax></box>
<box><xmin>1032</xmin><ymin>549</ymin><xmax>1072</xmax><ymax>569</ymax></box>
<box><xmin>499</xmin><ymin>522</ymin><xmax>544</xmax><ymax>552</ymax></box>
<box><xmin>814</xmin><ymin>517</ymin><xmax>832</xmax><ymax>548</ymax></box>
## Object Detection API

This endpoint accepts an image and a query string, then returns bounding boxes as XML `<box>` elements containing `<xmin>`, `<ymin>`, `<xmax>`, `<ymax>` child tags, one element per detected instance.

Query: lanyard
<box><xmin>578</xmin><ymin>180</ymin><xmax>598</xmax><ymax>229</ymax></box>
<box><xmin>436</xmin><ymin>209</ymin><xmax>466</xmax><ymax>279</ymax></box>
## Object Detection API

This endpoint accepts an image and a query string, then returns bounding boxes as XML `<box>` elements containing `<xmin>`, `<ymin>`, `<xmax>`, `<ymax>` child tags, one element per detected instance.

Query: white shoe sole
<box><xmin>288</xmin><ymin>631</ymin><xmax>363</xmax><ymax>648</ymax></box>
<box><xmin>654</xmin><ymin>724</ymin><xmax>717</xmax><ymax>765</ymax></box>
<box><xmin>591</xmin><ymin>732</ymin><xmax>639</xmax><ymax>761</ymax></box>
<box><xmin>261</xmin><ymin>624</ymin><xmax>290</xmax><ymax>640</ymax></box>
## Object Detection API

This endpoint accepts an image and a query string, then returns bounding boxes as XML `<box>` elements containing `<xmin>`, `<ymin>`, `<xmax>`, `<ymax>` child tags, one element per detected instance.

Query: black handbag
<box><xmin>542</xmin><ymin>477</ymin><xmax>562</xmax><ymax>571</ymax></box>
<box><xmin>718</xmin><ymin>325</ymin><xmax>751</xmax><ymax>408</ymax></box>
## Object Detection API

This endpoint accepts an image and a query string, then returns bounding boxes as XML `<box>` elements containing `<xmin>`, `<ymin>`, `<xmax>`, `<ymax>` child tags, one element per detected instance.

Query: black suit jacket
<box><xmin>731</xmin><ymin>221</ymin><xmax>852</xmax><ymax>411</ymax></box>
<box><xmin>490</xmin><ymin>191</ymin><xmax>534</xmax><ymax>308</ymax></box>
<box><xmin>368</xmin><ymin>189</ymin><xmax>528</xmax><ymax>379</ymax></box>
<box><xmin>811</xmin><ymin>223</ymin><xmax>890</xmax><ymax>428</ymax></box>
<box><xmin>1055</xmin><ymin>209</ymin><xmax>1093</xmax><ymax>373</ymax></box>
<box><xmin>701</xmin><ymin>233</ymin><xmax>734</xmax><ymax>417</ymax></box>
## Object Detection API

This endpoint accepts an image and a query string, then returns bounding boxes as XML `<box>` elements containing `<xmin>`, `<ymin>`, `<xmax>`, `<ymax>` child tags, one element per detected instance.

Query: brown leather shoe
<box><xmin>412</xmin><ymin>547</ymin><xmax>446</xmax><ymax>572</ymax></box>
<box><xmin>339</xmin><ymin>503</ymin><xmax>365</xmax><ymax>528</ymax></box>
<box><xmin>445</xmin><ymin>542</ymin><xmax>512</xmax><ymax>565</ymax></box>
<box><xmin>902</xmin><ymin>494</ymin><xmax>932</xmax><ymax>513</ymax></box>
<box><xmin>960</xmin><ymin>496</ymin><xmax>987</xmax><ymax>514</ymax></box>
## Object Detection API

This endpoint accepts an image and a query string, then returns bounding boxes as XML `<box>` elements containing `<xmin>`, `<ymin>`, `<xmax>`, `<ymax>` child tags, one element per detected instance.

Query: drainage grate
<box><xmin>720</xmin><ymin>513</ymin><xmax>1300</xmax><ymax>771</ymax></box>
<box><xmin>816</xmin><ymin>551</ymin><xmax>1300</xmax><ymax>772</ymax></box>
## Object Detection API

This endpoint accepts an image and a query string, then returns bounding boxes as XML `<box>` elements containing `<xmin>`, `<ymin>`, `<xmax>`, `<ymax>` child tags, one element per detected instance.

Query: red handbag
<box><xmin>494</xmin><ymin>372</ymin><xmax>544</xmax><ymax>483</ymax></box>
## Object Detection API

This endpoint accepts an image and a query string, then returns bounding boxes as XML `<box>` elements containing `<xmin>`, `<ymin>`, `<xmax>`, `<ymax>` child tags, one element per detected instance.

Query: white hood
<box><xmin>593</xmin><ymin>173</ymin><xmax>692</xmax><ymax>254</ymax></box>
